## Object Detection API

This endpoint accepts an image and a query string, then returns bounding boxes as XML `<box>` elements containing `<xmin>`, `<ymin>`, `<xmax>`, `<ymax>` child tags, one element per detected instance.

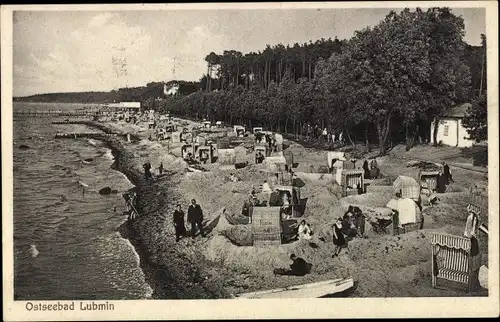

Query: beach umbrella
<box><xmin>392</xmin><ymin>175</ymin><xmax>420</xmax><ymax>200</ymax></box>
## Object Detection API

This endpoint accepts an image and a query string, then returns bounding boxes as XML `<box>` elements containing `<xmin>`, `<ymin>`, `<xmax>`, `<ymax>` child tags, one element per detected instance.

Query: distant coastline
<box><xmin>13</xmin><ymin>80</ymin><xmax>200</xmax><ymax>104</ymax></box>
<box><xmin>13</xmin><ymin>92</ymin><xmax>111</xmax><ymax>104</ymax></box>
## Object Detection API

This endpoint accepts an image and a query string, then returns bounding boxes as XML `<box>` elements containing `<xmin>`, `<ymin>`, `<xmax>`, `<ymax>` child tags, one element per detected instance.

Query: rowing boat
<box><xmin>235</xmin><ymin>277</ymin><xmax>354</xmax><ymax>299</ymax></box>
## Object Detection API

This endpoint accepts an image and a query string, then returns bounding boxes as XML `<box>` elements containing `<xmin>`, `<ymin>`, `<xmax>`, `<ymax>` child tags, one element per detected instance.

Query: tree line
<box><xmin>200</xmin><ymin>37</ymin><xmax>345</xmax><ymax>91</ymax></box>
<box><xmin>157</xmin><ymin>8</ymin><xmax>487</xmax><ymax>154</ymax></box>
<box><xmin>14</xmin><ymin>80</ymin><xmax>200</xmax><ymax>104</ymax></box>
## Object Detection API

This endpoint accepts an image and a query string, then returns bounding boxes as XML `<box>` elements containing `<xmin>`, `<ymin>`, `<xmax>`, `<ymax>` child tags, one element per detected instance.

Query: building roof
<box><xmin>443</xmin><ymin>103</ymin><xmax>472</xmax><ymax>118</ymax></box>
<box><xmin>106</xmin><ymin>102</ymin><xmax>141</xmax><ymax>109</ymax></box>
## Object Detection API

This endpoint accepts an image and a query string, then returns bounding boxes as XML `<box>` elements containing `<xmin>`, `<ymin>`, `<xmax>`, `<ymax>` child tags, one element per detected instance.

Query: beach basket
<box><xmin>196</xmin><ymin>145</ymin><xmax>214</xmax><ymax>164</ymax></box>
<box><xmin>420</xmin><ymin>171</ymin><xmax>439</xmax><ymax>192</ymax></box>
<box><xmin>398</xmin><ymin>221</ymin><xmax>424</xmax><ymax>234</ymax></box>
<box><xmin>341</xmin><ymin>169</ymin><xmax>364</xmax><ymax>197</ymax></box>
<box><xmin>393</xmin><ymin>175</ymin><xmax>420</xmax><ymax>200</ymax></box>
<box><xmin>253</xmin><ymin>233</ymin><xmax>282</xmax><ymax>246</ymax></box>
<box><xmin>218</xmin><ymin>148</ymin><xmax>236</xmax><ymax>169</ymax></box>
<box><xmin>252</xmin><ymin>207</ymin><xmax>283</xmax><ymax>246</ymax></box>
<box><xmin>431</xmin><ymin>233</ymin><xmax>482</xmax><ymax>293</ymax></box>
<box><xmin>468</xmin><ymin>185</ymin><xmax>488</xmax><ymax>215</ymax></box>
<box><xmin>283</xmin><ymin>150</ymin><xmax>293</xmax><ymax>165</ymax></box>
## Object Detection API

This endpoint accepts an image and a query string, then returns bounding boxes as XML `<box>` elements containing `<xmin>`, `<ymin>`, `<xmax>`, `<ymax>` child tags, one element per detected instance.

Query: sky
<box><xmin>13</xmin><ymin>7</ymin><xmax>486</xmax><ymax>97</ymax></box>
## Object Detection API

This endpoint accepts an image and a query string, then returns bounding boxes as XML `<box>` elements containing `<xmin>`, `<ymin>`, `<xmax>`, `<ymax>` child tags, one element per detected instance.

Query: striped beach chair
<box><xmin>431</xmin><ymin>233</ymin><xmax>481</xmax><ymax>292</ymax></box>
<box><xmin>393</xmin><ymin>175</ymin><xmax>420</xmax><ymax>201</ymax></box>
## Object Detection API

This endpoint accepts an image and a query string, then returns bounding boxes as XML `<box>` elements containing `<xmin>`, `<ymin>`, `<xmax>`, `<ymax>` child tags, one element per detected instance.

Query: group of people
<box><xmin>275</xmin><ymin>205</ymin><xmax>366</xmax><ymax>276</ymax></box>
<box><xmin>172</xmin><ymin>199</ymin><xmax>206</xmax><ymax>242</ymax></box>
<box><xmin>293</xmin><ymin>206</ymin><xmax>363</xmax><ymax>257</ymax></box>
<box><xmin>318</xmin><ymin>127</ymin><xmax>344</xmax><ymax>145</ymax></box>
<box><xmin>142</xmin><ymin>161</ymin><xmax>165</xmax><ymax>182</ymax></box>
<box><xmin>269</xmin><ymin>189</ymin><xmax>294</xmax><ymax>219</ymax></box>
<box><xmin>254</xmin><ymin>131</ymin><xmax>265</xmax><ymax>144</ymax></box>
<box><xmin>332</xmin><ymin>206</ymin><xmax>365</xmax><ymax>257</ymax></box>
<box><xmin>254</xmin><ymin>132</ymin><xmax>278</xmax><ymax>152</ymax></box>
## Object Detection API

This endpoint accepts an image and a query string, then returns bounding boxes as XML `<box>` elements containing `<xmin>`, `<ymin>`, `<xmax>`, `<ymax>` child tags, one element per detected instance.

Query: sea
<box><xmin>12</xmin><ymin>102</ymin><xmax>153</xmax><ymax>300</ymax></box>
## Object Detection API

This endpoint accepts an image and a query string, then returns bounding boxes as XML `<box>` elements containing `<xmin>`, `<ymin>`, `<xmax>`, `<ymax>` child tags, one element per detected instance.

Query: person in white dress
<box><xmin>298</xmin><ymin>220</ymin><xmax>312</xmax><ymax>240</ymax></box>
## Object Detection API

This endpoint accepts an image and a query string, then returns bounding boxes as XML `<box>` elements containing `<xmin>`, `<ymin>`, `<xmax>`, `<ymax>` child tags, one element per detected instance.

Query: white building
<box><xmin>164</xmin><ymin>83</ymin><xmax>180</xmax><ymax>96</ymax></box>
<box><xmin>105</xmin><ymin>102</ymin><xmax>141</xmax><ymax>113</ymax></box>
<box><xmin>430</xmin><ymin>103</ymin><xmax>475</xmax><ymax>148</ymax></box>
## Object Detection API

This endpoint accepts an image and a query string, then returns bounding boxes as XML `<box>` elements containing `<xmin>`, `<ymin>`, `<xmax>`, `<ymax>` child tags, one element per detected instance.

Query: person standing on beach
<box><xmin>442</xmin><ymin>162</ymin><xmax>454</xmax><ymax>184</ymax></box>
<box><xmin>322</xmin><ymin>128</ymin><xmax>328</xmax><ymax>142</ymax></box>
<box><xmin>362</xmin><ymin>160</ymin><xmax>370</xmax><ymax>179</ymax></box>
<box><xmin>267</xmin><ymin>134</ymin><xmax>272</xmax><ymax>150</ymax></box>
<box><xmin>173</xmin><ymin>204</ymin><xmax>186</xmax><ymax>242</ymax></box>
<box><xmin>187</xmin><ymin>199</ymin><xmax>205</xmax><ymax>238</ymax></box>
<box><xmin>332</xmin><ymin>217</ymin><xmax>346</xmax><ymax>257</ymax></box>
<box><xmin>143</xmin><ymin>161</ymin><xmax>152</xmax><ymax>179</ymax></box>
<box><xmin>159</xmin><ymin>162</ymin><xmax>164</xmax><ymax>175</ymax></box>
<box><xmin>437</xmin><ymin>170</ymin><xmax>447</xmax><ymax>193</ymax></box>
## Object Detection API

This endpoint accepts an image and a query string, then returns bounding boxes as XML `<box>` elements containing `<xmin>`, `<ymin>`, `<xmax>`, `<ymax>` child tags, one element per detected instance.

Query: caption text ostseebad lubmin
<box><xmin>25</xmin><ymin>301</ymin><xmax>115</xmax><ymax>311</ymax></box>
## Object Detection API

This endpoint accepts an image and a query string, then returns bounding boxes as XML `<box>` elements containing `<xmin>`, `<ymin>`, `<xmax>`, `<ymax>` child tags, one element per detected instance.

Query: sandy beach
<box><xmin>87</xmin><ymin>118</ymin><xmax>488</xmax><ymax>299</ymax></box>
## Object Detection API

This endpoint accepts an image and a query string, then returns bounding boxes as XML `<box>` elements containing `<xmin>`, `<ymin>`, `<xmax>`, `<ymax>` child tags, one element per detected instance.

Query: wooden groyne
<box><xmin>52</xmin><ymin>120</ymin><xmax>141</xmax><ymax>142</ymax></box>
<box><xmin>52</xmin><ymin>120</ymin><xmax>93</xmax><ymax>124</ymax></box>
<box><xmin>14</xmin><ymin>110</ymin><xmax>100</xmax><ymax>118</ymax></box>
<box><xmin>55</xmin><ymin>132</ymin><xmax>118</xmax><ymax>139</ymax></box>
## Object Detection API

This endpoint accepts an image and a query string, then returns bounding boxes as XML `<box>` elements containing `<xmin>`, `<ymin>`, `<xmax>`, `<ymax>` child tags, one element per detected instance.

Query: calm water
<box><xmin>13</xmin><ymin>102</ymin><xmax>152</xmax><ymax>300</ymax></box>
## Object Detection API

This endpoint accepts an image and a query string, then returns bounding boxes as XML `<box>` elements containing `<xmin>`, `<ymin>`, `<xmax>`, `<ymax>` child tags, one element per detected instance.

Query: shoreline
<box><xmin>87</xmin><ymin>123</ymin><xmax>230</xmax><ymax>299</ymax></box>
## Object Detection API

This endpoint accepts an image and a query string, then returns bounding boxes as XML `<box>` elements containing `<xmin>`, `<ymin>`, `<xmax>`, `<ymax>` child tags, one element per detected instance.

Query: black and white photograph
<box><xmin>2</xmin><ymin>2</ymin><xmax>498</xmax><ymax>320</ymax></box>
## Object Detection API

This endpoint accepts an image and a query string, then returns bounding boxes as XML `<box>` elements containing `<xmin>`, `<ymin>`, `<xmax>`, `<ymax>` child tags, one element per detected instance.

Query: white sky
<box><xmin>13</xmin><ymin>7</ymin><xmax>486</xmax><ymax>97</ymax></box>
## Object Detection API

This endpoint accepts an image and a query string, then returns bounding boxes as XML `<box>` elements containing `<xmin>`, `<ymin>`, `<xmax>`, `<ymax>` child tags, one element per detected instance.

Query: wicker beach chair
<box><xmin>431</xmin><ymin>233</ymin><xmax>481</xmax><ymax>293</ymax></box>
<box><xmin>393</xmin><ymin>175</ymin><xmax>420</xmax><ymax>200</ymax></box>
<box><xmin>468</xmin><ymin>184</ymin><xmax>488</xmax><ymax>215</ymax></box>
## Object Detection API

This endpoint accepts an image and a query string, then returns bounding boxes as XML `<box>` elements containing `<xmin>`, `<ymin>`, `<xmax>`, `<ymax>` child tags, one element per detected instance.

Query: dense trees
<box><xmin>161</xmin><ymin>7</ymin><xmax>485</xmax><ymax>154</ymax></box>
<box><xmin>319</xmin><ymin>8</ymin><xmax>472</xmax><ymax>153</ymax></box>
<box><xmin>463</xmin><ymin>95</ymin><xmax>488</xmax><ymax>142</ymax></box>
<box><xmin>462</xmin><ymin>33</ymin><xmax>488</xmax><ymax>143</ymax></box>
<box><xmin>198</xmin><ymin>38</ymin><xmax>345</xmax><ymax>91</ymax></box>
<box><xmin>16</xmin><ymin>8</ymin><xmax>487</xmax><ymax>151</ymax></box>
